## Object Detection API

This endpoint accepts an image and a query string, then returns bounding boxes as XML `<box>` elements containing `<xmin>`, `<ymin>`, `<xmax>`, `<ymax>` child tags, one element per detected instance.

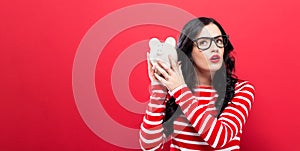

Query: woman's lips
<box><xmin>210</xmin><ymin>54</ymin><xmax>221</xmax><ymax>63</ymax></box>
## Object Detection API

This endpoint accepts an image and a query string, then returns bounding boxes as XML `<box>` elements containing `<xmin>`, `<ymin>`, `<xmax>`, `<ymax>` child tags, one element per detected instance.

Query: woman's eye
<box><xmin>199</xmin><ymin>40</ymin><xmax>208</xmax><ymax>46</ymax></box>
<box><xmin>216</xmin><ymin>39</ymin><xmax>223</xmax><ymax>44</ymax></box>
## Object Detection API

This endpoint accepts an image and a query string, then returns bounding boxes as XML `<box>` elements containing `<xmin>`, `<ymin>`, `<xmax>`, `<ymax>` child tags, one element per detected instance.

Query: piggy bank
<box><xmin>149</xmin><ymin>37</ymin><xmax>178</xmax><ymax>68</ymax></box>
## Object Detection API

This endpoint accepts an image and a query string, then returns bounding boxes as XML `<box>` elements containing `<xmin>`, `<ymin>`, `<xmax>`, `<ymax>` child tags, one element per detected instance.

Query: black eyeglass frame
<box><xmin>192</xmin><ymin>35</ymin><xmax>229</xmax><ymax>51</ymax></box>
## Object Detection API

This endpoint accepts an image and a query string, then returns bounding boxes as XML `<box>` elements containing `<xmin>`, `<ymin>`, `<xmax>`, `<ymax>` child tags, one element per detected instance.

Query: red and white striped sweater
<box><xmin>140</xmin><ymin>80</ymin><xmax>255</xmax><ymax>151</ymax></box>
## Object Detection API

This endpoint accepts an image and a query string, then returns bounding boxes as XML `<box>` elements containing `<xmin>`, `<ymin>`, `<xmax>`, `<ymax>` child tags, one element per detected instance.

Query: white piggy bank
<box><xmin>149</xmin><ymin>37</ymin><xmax>178</xmax><ymax>68</ymax></box>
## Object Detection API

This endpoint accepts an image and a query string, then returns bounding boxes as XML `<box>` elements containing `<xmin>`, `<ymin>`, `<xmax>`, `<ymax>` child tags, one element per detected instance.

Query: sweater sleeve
<box><xmin>139</xmin><ymin>82</ymin><xmax>167</xmax><ymax>151</ymax></box>
<box><xmin>170</xmin><ymin>81</ymin><xmax>255</xmax><ymax>149</ymax></box>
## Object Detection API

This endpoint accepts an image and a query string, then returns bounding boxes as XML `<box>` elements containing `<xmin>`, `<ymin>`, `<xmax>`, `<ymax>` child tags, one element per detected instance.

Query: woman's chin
<box><xmin>208</xmin><ymin>63</ymin><xmax>222</xmax><ymax>72</ymax></box>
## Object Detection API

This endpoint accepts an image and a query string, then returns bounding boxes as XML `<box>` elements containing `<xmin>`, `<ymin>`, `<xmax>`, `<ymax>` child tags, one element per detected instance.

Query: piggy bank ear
<box><xmin>149</xmin><ymin>38</ymin><xmax>160</xmax><ymax>49</ymax></box>
<box><xmin>165</xmin><ymin>37</ymin><xmax>176</xmax><ymax>47</ymax></box>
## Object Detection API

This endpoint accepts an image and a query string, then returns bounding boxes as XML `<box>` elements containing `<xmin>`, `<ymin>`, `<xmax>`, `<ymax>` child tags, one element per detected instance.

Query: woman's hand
<box><xmin>153</xmin><ymin>55</ymin><xmax>185</xmax><ymax>91</ymax></box>
<box><xmin>147</xmin><ymin>52</ymin><xmax>159</xmax><ymax>82</ymax></box>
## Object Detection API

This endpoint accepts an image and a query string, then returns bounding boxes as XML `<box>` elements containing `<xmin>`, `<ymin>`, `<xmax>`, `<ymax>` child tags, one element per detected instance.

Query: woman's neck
<box><xmin>196</xmin><ymin>70</ymin><xmax>215</xmax><ymax>86</ymax></box>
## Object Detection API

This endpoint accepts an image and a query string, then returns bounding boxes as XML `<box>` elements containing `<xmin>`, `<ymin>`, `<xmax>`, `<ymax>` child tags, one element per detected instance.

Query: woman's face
<box><xmin>191</xmin><ymin>23</ymin><xmax>225</xmax><ymax>73</ymax></box>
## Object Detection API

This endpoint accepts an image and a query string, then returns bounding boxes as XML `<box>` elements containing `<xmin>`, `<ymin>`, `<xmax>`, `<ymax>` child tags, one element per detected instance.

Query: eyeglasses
<box><xmin>192</xmin><ymin>35</ymin><xmax>229</xmax><ymax>51</ymax></box>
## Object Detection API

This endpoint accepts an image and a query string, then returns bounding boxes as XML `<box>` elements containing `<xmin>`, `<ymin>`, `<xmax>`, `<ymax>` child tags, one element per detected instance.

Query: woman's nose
<box><xmin>210</xmin><ymin>41</ymin><xmax>219</xmax><ymax>53</ymax></box>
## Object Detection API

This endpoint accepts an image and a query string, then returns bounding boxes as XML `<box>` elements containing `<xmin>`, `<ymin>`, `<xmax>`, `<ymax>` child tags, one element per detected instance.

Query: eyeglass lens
<box><xmin>195</xmin><ymin>35</ymin><xmax>228</xmax><ymax>50</ymax></box>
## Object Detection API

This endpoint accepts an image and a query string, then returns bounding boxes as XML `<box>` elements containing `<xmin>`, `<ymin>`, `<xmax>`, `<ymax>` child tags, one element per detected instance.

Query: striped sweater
<box><xmin>140</xmin><ymin>80</ymin><xmax>255</xmax><ymax>151</ymax></box>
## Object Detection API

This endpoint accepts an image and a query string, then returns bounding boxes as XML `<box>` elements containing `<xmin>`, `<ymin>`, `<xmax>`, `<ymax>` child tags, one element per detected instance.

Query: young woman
<box><xmin>140</xmin><ymin>17</ymin><xmax>255</xmax><ymax>151</ymax></box>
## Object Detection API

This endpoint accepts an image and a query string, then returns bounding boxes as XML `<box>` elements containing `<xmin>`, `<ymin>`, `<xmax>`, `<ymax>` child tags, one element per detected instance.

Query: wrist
<box><xmin>168</xmin><ymin>84</ymin><xmax>187</xmax><ymax>97</ymax></box>
<box><xmin>151</xmin><ymin>82</ymin><xmax>167</xmax><ymax>92</ymax></box>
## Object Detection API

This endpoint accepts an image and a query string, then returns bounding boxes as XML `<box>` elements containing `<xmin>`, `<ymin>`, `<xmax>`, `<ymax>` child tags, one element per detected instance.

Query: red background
<box><xmin>1</xmin><ymin>0</ymin><xmax>300</xmax><ymax>150</ymax></box>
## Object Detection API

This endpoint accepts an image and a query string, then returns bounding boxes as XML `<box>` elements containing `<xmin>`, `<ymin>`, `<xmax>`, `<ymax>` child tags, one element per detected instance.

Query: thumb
<box><xmin>178</xmin><ymin>64</ymin><xmax>183</xmax><ymax>74</ymax></box>
<box><xmin>178</xmin><ymin>64</ymin><xmax>185</xmax><ymax>80</ymax></box>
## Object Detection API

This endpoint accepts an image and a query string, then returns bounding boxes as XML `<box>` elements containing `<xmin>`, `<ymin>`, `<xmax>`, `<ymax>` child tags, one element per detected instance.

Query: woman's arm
<box><xmin>170</xmin><ymin>81</ymin><xmax>255</xmax><ymax>148</ymax></box>
<box><xmin>153</xmin><ymin>56</ymin><xmax>255</xmax><ymax>148</ymax></box>
<box><xmin>139</xmin><ymin>82</ymin><xmax>167</xmax><ymax>151</ymax></box>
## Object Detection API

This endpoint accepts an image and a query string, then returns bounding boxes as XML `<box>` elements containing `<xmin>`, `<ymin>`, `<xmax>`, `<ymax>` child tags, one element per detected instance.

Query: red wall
<box><xmin>1</xmin><ymin>0</ymin><xmax>300</xmax><ymax>150</ymax></box>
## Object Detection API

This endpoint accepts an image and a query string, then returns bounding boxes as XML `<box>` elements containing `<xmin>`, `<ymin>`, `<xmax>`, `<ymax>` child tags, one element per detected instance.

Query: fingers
<box><xmin>178</xmin><ymin>61</ymin><xmax>182</xmax><ymax>66</ymax></box>
<box><xmin>154</xmin><ymin>72</ymin><xmax>167</xmax><ymax>83</ymax></box>
<box><xmin>178</xmin><ymin>64</ymin><xmax>182</xmax><ymax>72</ymax></box>
<box><xmin>147</xmin><ymin>52</ymin><xmax>158</xmax><ymax>82</ymax></box>
<box><xmin>158</xmin><ymin>60</ymin><xmax>173</xmax><ymax>74</ymax></box>
<box><xmin>169</xmin><ymin>55</ymin><xmax>177</xmax><ymax>70</ymax></box>
<box><xmin>146</xmin><ymin>53</ymin><xmax>153</xmax><ymax>74</ymax></box>
<box><xmin>154</xmin><ymin>62</ymin><xmax>170</xmax><ymax>80</ymax></box>
<box><xmin>146</xmin><ymin>52</ymin><xmax>152</xmax><ymax>69</ymax></box>
<box><xmin>178</xmin><ymin>64</ymin><xmax>183</xmax><ymax>77</ymax></box>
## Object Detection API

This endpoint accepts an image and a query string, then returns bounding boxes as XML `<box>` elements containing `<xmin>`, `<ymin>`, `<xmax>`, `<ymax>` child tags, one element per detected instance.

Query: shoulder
<box><xmin>234</xmin><ymin>79</ymin><xmax>255</xmax><ymax>92</ymax></box>
<box><xmin>233</xmin><ymin>79</ymin><xmax>255</xmax><ymax>104</ymax></box>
